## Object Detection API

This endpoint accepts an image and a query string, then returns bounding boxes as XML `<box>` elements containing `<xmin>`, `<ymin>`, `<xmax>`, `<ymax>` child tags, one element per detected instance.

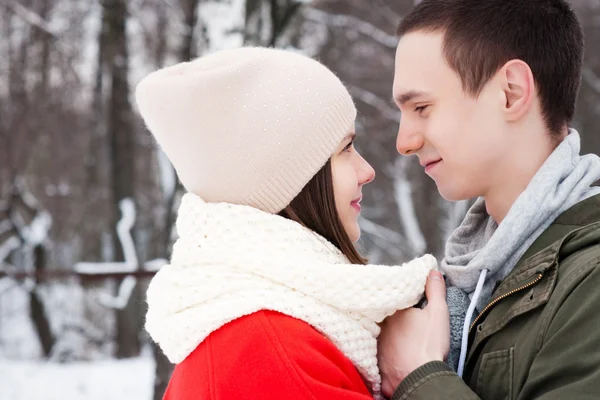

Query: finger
<box><xmin>425</xmin><ymin>270</ymin><xmax>447</xmax><ymax>309</ymax></box>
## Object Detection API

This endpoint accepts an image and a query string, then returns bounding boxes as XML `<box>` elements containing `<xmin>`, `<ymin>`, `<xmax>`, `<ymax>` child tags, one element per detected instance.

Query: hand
<box><xmin>377</xmin><ymin>270</ymin><xmax>450</xmax><ymax>397</ymax></box>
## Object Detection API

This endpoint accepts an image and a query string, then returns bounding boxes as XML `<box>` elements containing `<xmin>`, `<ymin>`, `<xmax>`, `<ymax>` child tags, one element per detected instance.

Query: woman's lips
<box><xmin>351</xmin><ymin>197</ymin><xmax>362</xmax><ymax>212</ymax></box>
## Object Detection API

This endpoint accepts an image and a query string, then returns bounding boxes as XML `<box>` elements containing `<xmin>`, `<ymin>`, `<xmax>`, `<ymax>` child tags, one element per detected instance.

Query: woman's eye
<box><xmin>344</xmin><ymin>140</ymin><xmax>354</xmax><ymax>151</ymax></box>
<box><xmin>415</xmin><ymin>105</ymin><xmax>429</xmax><ymax>113</ymax></box>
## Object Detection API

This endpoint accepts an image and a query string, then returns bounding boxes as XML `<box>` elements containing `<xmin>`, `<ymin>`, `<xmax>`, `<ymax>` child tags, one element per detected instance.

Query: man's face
<box><xmin>393</xmin><ymin>31</ymin><xmax>512</xmax><ymax>201</ymax></box>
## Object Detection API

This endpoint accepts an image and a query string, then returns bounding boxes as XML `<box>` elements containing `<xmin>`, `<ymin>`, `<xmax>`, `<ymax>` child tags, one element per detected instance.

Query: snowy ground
<box><xmin>0</xmin><ymin>268</ymin><xmax>156</xmax><ymax>399</ymax></box>
<box><xmin>0</xmin><ymin>356</ymin><xmax>155</xmax><ymax>400</ymax></box>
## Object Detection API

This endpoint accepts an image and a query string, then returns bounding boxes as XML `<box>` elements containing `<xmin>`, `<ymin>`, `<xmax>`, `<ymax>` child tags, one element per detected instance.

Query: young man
<box><xmin>378</xmin><ymin>0</ymin><xmax>600</xmax><ymax>399</ymax></box>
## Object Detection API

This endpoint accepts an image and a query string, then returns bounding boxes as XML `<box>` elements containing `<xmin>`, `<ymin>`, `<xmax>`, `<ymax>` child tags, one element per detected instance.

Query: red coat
<box><xmin>164</xmin><ymin>310</ymin><xmax>374</xmax><ymax>399</ymax></box>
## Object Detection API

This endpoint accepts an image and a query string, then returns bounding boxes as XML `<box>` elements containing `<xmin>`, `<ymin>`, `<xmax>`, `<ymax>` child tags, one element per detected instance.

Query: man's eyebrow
<box><xmin>393</xmin><ymin>90</ymin><xmax>429</xmax><ymax>106</ymax></box>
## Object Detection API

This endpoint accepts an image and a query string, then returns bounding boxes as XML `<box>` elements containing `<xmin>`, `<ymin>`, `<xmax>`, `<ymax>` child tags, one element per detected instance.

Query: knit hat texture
<box><xmin>135</xmin><ymin>47</ymin><xmax>356</xmax><ymax>213</ymax></box>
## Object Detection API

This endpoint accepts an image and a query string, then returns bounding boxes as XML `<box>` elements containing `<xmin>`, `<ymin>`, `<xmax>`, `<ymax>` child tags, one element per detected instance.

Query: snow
<box><xmin>0</xmin><ymin>236</ymin><xmax>20</xmax><ymax>264</ymax></box>
<box><xmin>199</xmin><ymin>0</ymin><xmax>245</xmax><ymax>53</ymax></box>
<box><xmin>73</xmin><ymin>198</ymin><xmax>140</xmax><ymax>309</ymax></box>
<box><xmin>392</xmin><ymin>157</ymin><xmax>427</xmax><ymax>256</ymax></box>
<box><xmin>7</xmin><ymin>178</ymin><xmax>53</xmax><ymax>249</ymax></box>
<box><xmin>157</xmin><ymin>150</ymin><xmax>176</xmax><ymax>202</ymax></box>
<box><xmin>22</xmin><ymin>211</ymin><xmax>52</xmax><ymax>247</ymax></box>
<box><xmin>394</xmin><ymin>179</ymin><xmax>426</xmax><ymax>255</ymax></box>
<box><xmin>73</xmin><ymin>262</ymin><xmax>137</xmax><ymax>274</ymax></box>
<box><xmin>96</xmin><ymin>275</ymin><xmax>136</xmax><ymax>310</ymax></box>
<box><xmin>1</xmin><ymin>275</ymin><xmax>121</xmax><ymax>361</ymax></box>
<box><xmin>144</xmin><ymin>258</ymin><xmax>167</xmax><ymax>272</ymax></box>
<box><xmin>117</xmin><ymin>198</ymin><xmax>138</xmax><ymax>267</ymax></box>
<box><xmin>0</xmin><ymin>356</ymin><xmax>154</xmax><ymax>400</ymax></box>
<box><xmin>0</xmin><ymin>282</ymin><xmax>42</xmax><ymax>359</ymax></box>
<box><xmin>0</xmin><ymin>219</ymin><xmax>12</xmax><ymax>235</ymax></box>
<box><xmin>0</xmin><ymin>276</ymin><xmax>15</xmax><ymax>295</ymax></box>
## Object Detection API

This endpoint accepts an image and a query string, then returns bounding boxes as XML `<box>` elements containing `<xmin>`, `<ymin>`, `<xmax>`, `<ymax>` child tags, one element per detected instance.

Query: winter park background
<box><xmin>1</xmin><ymin>0</ymin><xmax>599</xmax><ymax>399</ymax></box>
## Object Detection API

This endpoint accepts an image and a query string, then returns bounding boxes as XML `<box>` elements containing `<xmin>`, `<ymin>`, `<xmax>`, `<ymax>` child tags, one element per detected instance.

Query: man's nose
<box><xmin>396</xmin><ymin>120</ymin><xmax>424</xmax><ymax>156</ymax></box>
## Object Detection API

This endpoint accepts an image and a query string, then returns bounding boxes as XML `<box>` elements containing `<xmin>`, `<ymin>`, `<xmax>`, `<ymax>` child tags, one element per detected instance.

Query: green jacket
<box><xmin>393</xmin><ymin>194</ymin><xmax>600</xmax><ymax>400</ymax></box>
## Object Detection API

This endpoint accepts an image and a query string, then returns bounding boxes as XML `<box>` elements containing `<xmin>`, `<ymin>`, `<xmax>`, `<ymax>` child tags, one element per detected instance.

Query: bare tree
<box><xmin>244</xmin><ymin>0</ymin><xmax>304</xmax><ymax>46</ymax></box>
<box><xmin>98</xmin><ymin>0</ymin><xmax>144</xmax><ymax>359</ymax></box>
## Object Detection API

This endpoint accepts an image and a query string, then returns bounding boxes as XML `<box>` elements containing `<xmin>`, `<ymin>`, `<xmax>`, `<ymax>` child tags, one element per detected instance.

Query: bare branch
<box><xmin>303</xmin><ymin>7</ymin><xmax>398</xmax><ymax>50</ymax></box>
<box><xmin>0</xmin><ymin>0</ymin><xmax>80</xmax><ymax>82</ymax></box>
<box><xmin>0</xmin><ymin>0</ymin><xmax>58</xmax><ymax>39</ymax></box>
<box><xmin>359</xmin><ymin>217</ymin><xmax>413</xmax><ymax>260</ymax></box>
<box><xmin>347</xmin><ymin>84</ymin><xmax>401</xmax><ymax>122</ymax></box>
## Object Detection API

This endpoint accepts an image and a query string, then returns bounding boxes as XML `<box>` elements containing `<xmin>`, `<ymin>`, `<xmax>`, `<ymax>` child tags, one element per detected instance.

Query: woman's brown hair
<box><xmin>278</xmin><ymin>159</ymin><xmax>367</xmax><ymax>264</ymax></box>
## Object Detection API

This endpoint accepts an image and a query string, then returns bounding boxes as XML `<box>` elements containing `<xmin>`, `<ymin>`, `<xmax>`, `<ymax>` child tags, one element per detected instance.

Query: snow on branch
<box><xmin>199</xmin><ymin>0</ymin><xmax>245</xmax><ymax>52</ymax></box>
<box><xmin>144</xmin><ymin>258</ymin><xmax>167</xmax><ymax>272</ymax></box>
<box><xmin>390</xmin><ymin>156</ymin><xmax>426</xmax><ymax>256</ymax></box>
<box><xmin>359</xmin><ymin>216</ymin><xmax>415</xmax><ymax>258</ymax></box>
<box><xmin>0</xmin><ymin>178</ymin><xmax>52</xmax><ymax>267</ymax></box>
<box><xmin>22</xmin><ymin>211</ymin><xmax>52</xmax><ymax>247</ymax></box>
<box><xmin>75</xmin><ymin>198</ymin><xmax>140</xmax><ymax>310</ymax></box>
<box><xmin>117</xmin><ymin>198</ymin><xmax>138</xmax><ymax>267</ymax></box>
<box><xmin>97</xmin><ymin>275</ymin><xmax>137</xmax><ymax>310</ymax></box>
<box><xmin>0</xmin><ymin>276</ymin><xmax>15</xmax><ymax>295</ymax></box>
<box><xmin>0</xmin><ymin>236</ymin><xmax>20</xmax><ymax>265</ymax></box>
<box><xmin>303</xmin><ymin>8</ymin><xmax>398</xmax><ymax>50</ymax></box>
<box><xmin>157</xmin><ymin>150</ymin><xmax>176</xmax><ymax>202</ymax></box>
<box><xmin>74</xmin><ymin>262</ymin><xmax>136</xmax><ymax>274</ymax></box>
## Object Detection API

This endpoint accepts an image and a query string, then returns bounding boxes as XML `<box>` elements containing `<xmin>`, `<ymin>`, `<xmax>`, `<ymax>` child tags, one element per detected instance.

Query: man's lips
<box><xmin>420</xmin><ymin>158</ymin><xmax>442</xmax><ymax>168</ymax></box>
<box><xmin>422</xmin><ymin>159</ymin><xmax>442</xmax><ymax>173</ymax></box>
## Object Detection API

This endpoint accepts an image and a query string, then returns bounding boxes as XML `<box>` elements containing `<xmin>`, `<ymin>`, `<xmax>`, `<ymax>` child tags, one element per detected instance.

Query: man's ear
<box><xmin>499</xmin><ymin>60</ymin><xmax>535</xmax><ymax>122</ymax></box>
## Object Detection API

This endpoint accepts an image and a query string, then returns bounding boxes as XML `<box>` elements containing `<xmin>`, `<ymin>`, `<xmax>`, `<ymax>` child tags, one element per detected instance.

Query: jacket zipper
<box><xmin>469</xmin><ymin>272</ymin><xmax>544</xmax><ymax>334</ymax></box>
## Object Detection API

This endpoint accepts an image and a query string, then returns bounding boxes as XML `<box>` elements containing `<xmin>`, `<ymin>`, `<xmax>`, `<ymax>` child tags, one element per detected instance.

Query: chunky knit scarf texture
<box><xmin>146</xmin><ymin>193</ymin><xmax>437</xmax><ymax>397</ymax></box>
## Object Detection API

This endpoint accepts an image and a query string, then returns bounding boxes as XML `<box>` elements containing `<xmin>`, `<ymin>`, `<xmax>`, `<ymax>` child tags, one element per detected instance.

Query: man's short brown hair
<box><xmin>397</xmin><ymin>0</ymin><xmax>584</xmax><ymax>136</ymax></box>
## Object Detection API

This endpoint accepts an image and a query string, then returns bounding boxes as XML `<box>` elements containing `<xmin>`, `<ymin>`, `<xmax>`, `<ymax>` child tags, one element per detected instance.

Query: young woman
<box><xmin>136</xmin><ymin>47</ymin><xmax>437</xmax><ymax>400</ymax></box>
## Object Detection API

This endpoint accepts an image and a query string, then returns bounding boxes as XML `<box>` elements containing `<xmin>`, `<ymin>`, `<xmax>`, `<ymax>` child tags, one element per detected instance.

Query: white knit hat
<box><xmin>135</xmin><ymin>47</ymin><xmax>356</xmax><ymax>213</ymax></box>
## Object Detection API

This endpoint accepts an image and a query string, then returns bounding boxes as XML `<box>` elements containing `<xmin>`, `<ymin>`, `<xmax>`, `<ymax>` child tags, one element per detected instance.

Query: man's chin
<box><xmin>436</xmin><ymin>184</ymin><xmax>474</xmax><ymax>202</ymax></box>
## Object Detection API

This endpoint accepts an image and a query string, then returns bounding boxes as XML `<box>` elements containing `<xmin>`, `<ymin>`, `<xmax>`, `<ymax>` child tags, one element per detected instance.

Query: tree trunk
<box><xmin>180</xmin><ymin>0</ymin><xmax>199</xmax><ymax>61</ymax></box>
<box><xmin>152</xmin><ymin>342</ymin><xmax>173</xmax><ymax>400</ymax></box>
<box><xmin>244</xmin><ymin>0</ymin><xmax>302</xmax><ymax>46</ymax></box>
<box><xmin>29</xmin><ymin>244</ymin><xmax>55</xmax><ymax>357</ymax></box>
<box><xmin>83</xmin><ymin>0</ymin><xmax>111</xmax><ymax>262</ymax></box>
<box><xmin>102</xmin><ymin>0</ymin><xmax>142</xmax><ymax>359</ymax></box>
<box><xmin>150</xmin><ymin>1</ymin><xmax>201</xmax><ymax>396</ymax></box>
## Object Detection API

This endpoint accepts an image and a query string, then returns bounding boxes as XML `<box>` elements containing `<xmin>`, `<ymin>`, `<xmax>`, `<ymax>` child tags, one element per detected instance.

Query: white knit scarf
<box><xmin>145</xmin><ymin>194</ymin><xmax>437</xmax><ymax>397</ymax></box>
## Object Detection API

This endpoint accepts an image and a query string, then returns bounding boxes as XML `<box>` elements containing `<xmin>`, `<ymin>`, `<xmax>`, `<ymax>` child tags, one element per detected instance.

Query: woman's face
<box><xmin>330</xmin><ymin>131</ymin><xmax>376</xmax><ymax>243</ymax></box>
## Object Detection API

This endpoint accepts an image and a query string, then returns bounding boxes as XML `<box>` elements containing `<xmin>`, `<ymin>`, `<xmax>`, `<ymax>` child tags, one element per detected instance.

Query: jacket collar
<box><xmin>493</xmin><ymin>193</ymin><xmax>600</xmax><ymax>297</ymax></box>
